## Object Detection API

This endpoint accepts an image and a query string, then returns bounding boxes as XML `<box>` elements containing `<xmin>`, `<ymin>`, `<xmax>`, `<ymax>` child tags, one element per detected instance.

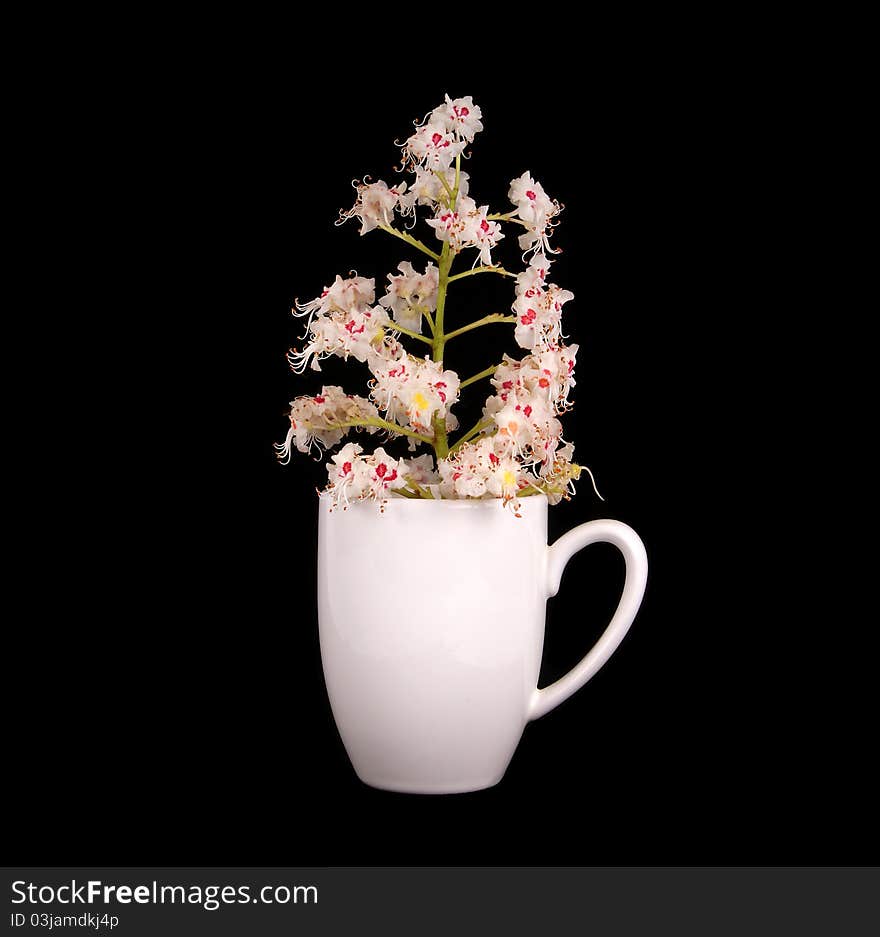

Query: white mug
<box><xmin>318</xmin><ymin>493</ymin><xmax>648</xmax><ymax>793</ymax></box>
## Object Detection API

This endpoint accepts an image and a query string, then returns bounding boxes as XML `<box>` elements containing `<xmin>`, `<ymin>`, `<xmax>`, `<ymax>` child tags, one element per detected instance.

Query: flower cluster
<box><xmin>426</xmin><ymin>197</ymin><xmax>504</xmax><ymax>266</ymax></box>
<box><xmin>325</xmin><ymin>443</ymin><xmax>408</xmax><ymax>507</ymax></box>
<box><xmin>339</xmin><ymin>180</ymin><xmax>409</xmax><ymax>235</ymax></box>
<box><xmin>288</xmin><ymin>275</ymin><xmax>388</xmax><ymax>373</ymax></box>
<box><xmin>402</xmin><ymin>167</ymin><xmax>469</xmax><ymax>214</ymax></box>
<box><xmin>437</xmin><ymin>434</ymin><xmax>581</xmax><ymax>514</ymax></box>
<box><xmin>490</xmin><ymin>344</ymin><xmax>579</xmax><ymax>417</ymax></box>
<box><xmin>274</xmin><ymin>386</ymin><xmax>380</xmax><ymax>463</ymax></box>
<box><xmin>438</xmin><ymin>436</ymin><xmax>523</xmax><ymax>501</ymax></box>
<box><xmin>378</xmin><ymin>261</ymin><xmax>438</xmax><ymax>333</ymax></box>
<box><xmin>369</xmin><ymin>349</ymin><xmax>460</xmax><ymax>440</ymax></box>
<box><xmin>338</xmin><ymin>96</ymin><xmax>563</xmax><ymax>267</ymax></box>
<box><xmin>511</xmin><ymin>254</ymin><xmax>573</xmax><ymax>350</ymax></box>
<box><xmin>278</xmin><ymin>95</ymin><xmax>600</xmax><ymax>513</ymax></box>
<box><xmin>508</xmin><ymin>172</ymin><xmax>562</xmax><ymax>256</ymax></box>
<box><xmin>401</xmin><ymin>94</ymin><xmax>482</xmax><ymax>171</ymax></box>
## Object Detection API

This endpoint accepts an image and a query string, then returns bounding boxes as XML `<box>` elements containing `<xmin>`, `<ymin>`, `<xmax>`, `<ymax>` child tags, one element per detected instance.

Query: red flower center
<box><xmin>342</xmin><ymin>462</ymin><xmax>352</xmax><ymax>475</ymax></box>
<box><xmin>526</xmin><ymin>190</ymin><xmax>536</xmax><ymax>200</ymax></box>
<box><xmin>375</xmin><ymin>463</ymin><xmax>387</xmax><ymax>478</ymax></box>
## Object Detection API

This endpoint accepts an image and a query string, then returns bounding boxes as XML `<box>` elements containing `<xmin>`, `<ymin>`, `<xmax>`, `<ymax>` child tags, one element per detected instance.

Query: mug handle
<box><xmin>528</xmin><ymin>519</ymin><xmax>648</xmax><ymax>721</ymax></box>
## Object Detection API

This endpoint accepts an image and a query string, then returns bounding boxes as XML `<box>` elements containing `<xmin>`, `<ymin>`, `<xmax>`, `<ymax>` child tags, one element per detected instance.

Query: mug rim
<box><xmin>318</xmin><ymin>492</ymin><xmax>549</xmax><ymax>511</ymax></box>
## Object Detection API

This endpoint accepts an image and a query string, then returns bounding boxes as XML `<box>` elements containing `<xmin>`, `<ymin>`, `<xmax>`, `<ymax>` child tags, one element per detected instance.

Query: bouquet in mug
<box><xmin>276</xmin><ymin>94</ymin><xmax>602</xmax><ymax>515</ymax></box>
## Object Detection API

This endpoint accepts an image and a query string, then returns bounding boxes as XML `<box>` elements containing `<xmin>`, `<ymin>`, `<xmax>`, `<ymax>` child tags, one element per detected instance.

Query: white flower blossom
<box><xmin>369</xmin><ymin>347</ymin><xmax>460</xmax><ymax>437</ymax></box>
<box><xmin>471</xmin><ymin>213</ymin><xmax>504</xmax><ymax>267</ymax></box>
<box><xmin>274</xmin><ymin>387</ymin><xmax>380</xmax><ymax>463</ymax></box>
<box><xmin>512</xmin><ymin>255</ymin><xmax>574</xmax><ymax>350</ymax></box>
<box><xmin>436</xmin><ymin>94</ymin><xmax>484</xmax><ymax>142</ymax></box>
<box><xmin>531</xmin><ymin>344</ymin><xmax>579</xmax><ymax>410</ymax></box>
<box><xmin>437</xmin><ymin>429</ymin><xmax>582</xmax><ymax>510</ymax></box>
<box><xmin>325</xmin><ymin>443</ymin><xmax>409</xmax><ymax>509</ymax></box>
<box><xmin>402</xmin><ymin>453</ymin><xmax>439</xmax><ymax>487</ymax></box>
<box><xmin>489</xmin><ymin>395</ymin><xmax>559</xmax><ymax>451</ymax></box>
<box><xmin>399</xmin><ymin>167</ymin><xmax>469</xmax><ymax>214</ymax></box>
<box><xmin>403</xmin><ymin>122</ymin><xmax>464</xmax><ymax>171</ymax></box>
<box><xmin>288</xmin><ymin>275</ymin><xmax>391</xmax><ymax>373</ymax></box>
<box><xmin>293</xmin><ymin>274</ymin><xmax>375</xmax><ymax>329</ymax></box>
<box><xmin>536</xmin><ymin>442</ymin><xmax>583</xmax><ymax>504</ymax></box>
<box><xmin>378</xmin><ymin>261</ymin><xmax>438</xmax><ymax>333</ymax></box>
<box><xmin>484</xmin><ymin>381</ymin><xmax>564</xmax><ymax>468</ymax></box>
<box><xmin>338</xmin><ymin>179</ymin><xmax>408</xmax><ymax>234</ymax></box>
<box><xmin>508</xmin><ymin>171</ymin><xmax>562</xmax><ymax>255</ymax></box>
<box><xmin>480</xmin><ymin>345</ymin><xmax>579</xmax><ymax>472</ymax></box>
<box><xmin>491</xmin><ymin>344</ymin><xmax>578</xmax><ymax>414</ymax></box>
<box><xmin>437</xmin><ymin>436</ymin><xmax>526</xmax><ymax>511</ymax></box>
<box><xmin>426</xmin><ymin>195</ymin><xmax>504</xmax><ymax>264</ymax></box>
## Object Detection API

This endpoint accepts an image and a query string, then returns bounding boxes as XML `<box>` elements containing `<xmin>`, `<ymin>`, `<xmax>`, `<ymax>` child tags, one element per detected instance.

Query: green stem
<box><xmin>423</xmin><ymin>308</ymin><xmax>436</xmax><ymax>335</ymax></box>
<box><xmin>443</xmin><ymin>314</ymin><xmax>516</xmax><ymax>343</ymax></box>
<box><xmin>431</xmin><ymin>238</ymin><xmax>452</xmax><ymax>459</ymax></box>
<box><xmin>321</xmin><ymin>417</ymin><xmax>432</xmax><ymax>446</ymax></box>
<box><xmin>405</xmin><ymin>478</ymin><xmax>435</xmax><ymax>499</ymax></box>
<box><xmin>389</xmin><ymin>323</ymin><xmax>432</xmax><ymax>345</ymax></box>
<box><xmin>448</xmin><ymin>419</ymin><xmax>494</xmax><ymax>454</ymax></box>
<box><xmin>377</xmin><ymin>223</ymin><xmax>440</xmax><ymax>261</ymax></box>
<box><xmin>487</xmin><ymin>212</ymin><xmax>528</xmax><ymax>227</ymax></box>
<box><xmin>459</xmin><ymin>364</ymin><xmax>500</xmax><ymax>390</ymax></box>
<box><xmin>427</xmin><ymin>152</ymin><xmax>461</xmax><ymax>463</ymax></box>
<box><xmin>448</xmin><ymin>266</ymin><xmax>516</xmax><ymax>283</ymax></box>
<box><xmin>433</xmin><ymin>169</ymin><xmax>455</xmax><ymax>205</ymax></box>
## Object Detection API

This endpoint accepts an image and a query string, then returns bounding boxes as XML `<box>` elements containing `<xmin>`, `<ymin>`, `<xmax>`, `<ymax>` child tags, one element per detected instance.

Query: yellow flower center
<box><xmin>411</xmin><ymin>391</ymin><xmax>429</xmax><ymax>411</ymax></box>
<box><xmin>502</xmin><ymin>469</ymin><xmax>516</xmax><ymax>488</ymax></box>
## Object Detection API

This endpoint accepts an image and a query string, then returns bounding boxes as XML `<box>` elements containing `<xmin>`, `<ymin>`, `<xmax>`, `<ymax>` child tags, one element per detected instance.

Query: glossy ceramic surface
<box><xmin>318</xmin><ymin>495</ymin><xmax>647</xmax><ymax>793</ymax></box>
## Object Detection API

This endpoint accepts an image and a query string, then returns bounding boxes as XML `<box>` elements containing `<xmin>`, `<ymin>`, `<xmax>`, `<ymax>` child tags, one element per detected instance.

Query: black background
<box><xmin>7</xmin><ymin>45</ymin><xmax>876</xmax><ymax>867</ymax></box>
